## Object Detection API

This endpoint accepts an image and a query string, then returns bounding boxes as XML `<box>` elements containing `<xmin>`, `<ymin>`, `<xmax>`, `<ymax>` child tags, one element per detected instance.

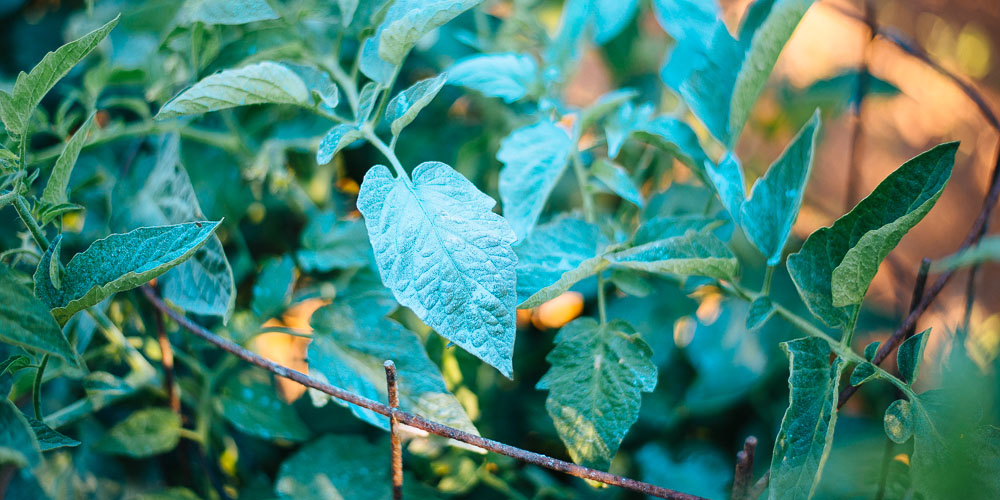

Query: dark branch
<box><xmin>731</xmin><ymin>436</ymin><xmax>758</xmax><ymax>500</ymax></box>
<box><xmin>385</xmin><ymin>361</ymin><xmax>403</xmax><ymax>500</ymax></box>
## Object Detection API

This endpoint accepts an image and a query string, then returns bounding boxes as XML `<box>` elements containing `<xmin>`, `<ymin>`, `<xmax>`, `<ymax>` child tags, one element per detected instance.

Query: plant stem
<box><xmin>761</xmin><ymin>265</ymin><xmax>775</xmax><ymax>296</ymax></box>
<box><xmin>364</xmin><ymin>129</ymin><xmax>408</xmax><ymax>180</ymax></box>
<box><xmin>13</xmin><ymin>195</ymin><xmax>49</xmax><ymax>252</ymax></box>
<box><xmin>32</xmin><ymin>354</ymin><xmax>50</xmax><ymax>419</ymax></box>
<box><xmin>570</xmin><ymin>149</ymin><xmax>595</xmax><ymax>223</ymax></box>
<box><xmin>0</xmin><ymin>190</ymin><xmax>17</xmax><ymax>209</ymax></box>
<box><xmin>596</xmin><ymin>272</ymin><xmax>608</xmax><ymax>325</ymax></box>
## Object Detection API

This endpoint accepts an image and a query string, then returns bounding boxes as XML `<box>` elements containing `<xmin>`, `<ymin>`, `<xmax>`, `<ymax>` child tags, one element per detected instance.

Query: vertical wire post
<box><xmin>384</xmin><ymin>360</ymin><xmax>403</xmax><ymax>500</ymax></box>
<box><xmin>731</xmin><ymin>436</ymin><xmax>758</xmax><ymax>500</ymax></box>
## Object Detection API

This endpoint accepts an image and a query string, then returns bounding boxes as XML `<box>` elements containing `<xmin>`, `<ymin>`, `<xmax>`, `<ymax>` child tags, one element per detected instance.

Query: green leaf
<box><xmin>740</xmin><ymin>111</ymin><xmax>820</xmax><ymax>265</ymax></box>
<box><xmin>863</xmin><ymin>341</ymin><xmax>880</xmax><ymax>361</ymax></box>
<box><xmin>883</xmin><ymin>399</ymin><xmax>913</xmax><ymax>444</ymax></box>
<box><xmin>386</xmin><ymin>73</ymin><xmax>447</xmax><ymax>137</ymax></box>
<box><xmin>633</xmin><ymin>214</ymin><xmax>724</xmax><ymax>246</ymax></box>
<box><xmin>25</xmin><ymin>416</ymin><xmax>80</xmax><ymax>451</ymax></box>
<box><xmin>746</xmin><ymin>296</ymin><xmax>775</xmax><ymax>330</ymax></box>
<box><xmin>357</xmin><ymin>161</ymin><xmax>517</xmax><ymax>377</ymax></box>
<box><xmin>591</xmin><ymin>159</ymin><xmax>643</xmax><ymax>207</ymax></box>
<box><xmin>316</xmin><ymin>124</ymin><xmax>364</xmax><ymax>165</ymax></box>
<box><xmin>97</xmin><ymin>408</ymin><xmax>181</xmax><ymax>458</ymax></box>
<box><xmin>787</xmin><ymin>143</ymin><xmax>956</xmax><ymax>327</ymax></box>
<box><xmin>124</xmin><ymin>135</ymin><xmax>235</xmax><ymax>321</ymax></box>
<box><xmin>276</xmin><ymin>434</ymin><xmax>438</xmax><ymax>500</ymax></box>
<box><xmin>897</xmin><ymin>328</ymin><xmax>930</xmax><ymax>385</ymax></box>
<box><xmin>537</xmin><ymin>318</ymin><xmax>656</xmax><ymax>470</ymax></box>
<box><xmin>704</xmin><ymin>153</ymin><xmax>746</xmax><ymax>223</ymax></box>
<box><xmin>284</xmin><ymin>63</ymin><xmax>339</xmax><ymax>108</ymax></box>
<box><xmin>155</xmin><ymin>62</ymin><xmax>309</xmax><ymax>119</ymax></box>
<box><xmin>355</xmin><ymin>82</ymin><xmax>380</xmax><ymax>122</ymax></box>
<box><xmin>497</xmin><ymin>120</ymin><xmax>574</xmax><ymax>242</ymax></box>
<box><xmin>0</xmin><ymin>399</ymin><xmax>39</xmax><ymax>468</ymax></box>
<box><xmin>634</xmin><ymin>116</ymin><xmax>710</xmax><ymax>172</ymax></box>
<box><xmin>605</xmin><ymin>101</ymin><xmax>653</xmax><ymax>159</ymax></box>
<box><xmin>251</xmin><ymin>255</ymin><xmax>295</xmax><ymax>319</ymax></box>
<box><xmin>176</xmin><ymin>0</ymin><xmax>278</xmax><ymax>25</ymax></box>
<box><xmin>514</xmin><ymin>216</ymin><xmax>604</xmax><ymax>307</ymax></box>
<box><xmin>361</xmin><ymin>0</ymin><xmax>482</xmax><ymax>84</ymax></box>
<box><xmin>297</xmin><ymin>214</ymin><xmax>371</xmax><ymax>273</ymax></box>
<box><xmin>849</xmin><ymin>362</ymin><xmax>878</xmax><ymax>386</ymax></box>
<box><xmin>579</xmin><ymin>89</ymin><xmax>638</xmax><ymax>129</ymax></box>
<box><xmin>769</xmin><ymin>337</ymin><xmax>844</xmax><ymax>500</ymax></box>
<box><xmin>136</xmin><ymin>488</ymin><xmax>202</xmax><ymax>500</ymax></box>
<box><xmin>0</xmin><ymin>266</ymin><xmax>78</xmax><ymax>365</ymax></box>
<box><xmin>338</xmin><ymin>0</ymin><xmax>359</xmax><ymax>26</ymax></box>
<box><xmin>932</xmin><ymin>235</ymin><xmax>1000</xmax><ymax>272</ymax></box>
<box><xmin>34</xmin><ymin>221</ymin><xmax>221</xmax><ymax>324</ymax></box>
<box><xmin>651</xmin><ymin>0</ymin><xmax>720</xmax><ymax>47</ymax></box>
<box><xmin>0</xmin><ymin>355</ymin><xmax>31</xmax><ymax>378</ymax></box>
<box><xmin>0</xmin><ymin>16</ymin><xmax>118</xmax><ymax>136</ymax></box>
<box><xmin>446</xmin><ymin>53</ymin><xmax>537</xmax><ymax>103</ymax></box>
<box><xmin>218</xmin><ymin>369</ymin><xmax>310</xmax><ymax>442</ymax></box>
<box><xmin>38</xmin><ymin>112</ymin><xmax>96</xmax><ymax>223</ymax></box>
<box><xmin>607</xmin><ymin>230</ymin><xmax>738</xmax><ymax>279</ymax></box>
<box><xmin>308</xmin><ymin>296</ymin><xmax>478</xmax><ymax>434</ymax></box>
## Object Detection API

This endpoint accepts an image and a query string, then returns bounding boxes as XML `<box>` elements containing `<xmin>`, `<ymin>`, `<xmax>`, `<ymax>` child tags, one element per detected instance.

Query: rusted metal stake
<box><xmin>731</xmin><ymin>436</ymin><xmax>758</xmax><ymax>500</ymax></box>
<box><xmin>385</xmin><ymin>361</ymin><xmax>403</xmax><ymax>500</ymax></box>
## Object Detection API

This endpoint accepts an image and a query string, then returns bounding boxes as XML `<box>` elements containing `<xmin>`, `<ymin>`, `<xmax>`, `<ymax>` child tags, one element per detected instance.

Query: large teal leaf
<box><xmin>0</xmin><ymin>399</ymin><xmax>40</xmax><ymax>468</ymax></box>
<box><xmin>308</xmin><ymin>295</ymin><xmax>478</xmax><ymax>434</ymax></box>
<box><xmin>360</xmin><ymin>0</ymin><xmax>483</xmax><ymax>84</ymax></box>
<box><xmin>124</xmin><ymin>135</ymin><xmax>235</xmax><ymax>320</ymax></box>
<box><xmin>34</xmin><ymin>221</ymin><xmax>221</xmax><ymax>324</ymax></box>
<box><xmin>497</xmin><ymin>120</ymin><xmax>574</xmax><ymax>242</ymax></box>
<box><xmin>740</xmin><ymin>110</ymin><xmax>820</xmax><ymax>265</ymax></box>
<box><xmin>155</xmin><ymin>62</ymin><xmax>309</xmax><ymax>119</ymax></box>
<box><xmin>385</xmin><ymin>73</ymin><xmax>447</xmax><ymax>137</ymax></box>
<box><xmin>176</xmin><ymin>0</ymin><xmax>279</xmax><ymax>26</ymax></box>
<box><xmin>218</xmin><ymin>369</ymin><xmax>310</xmax><ymax>441</ymax></box>
<box><xmin>514</xmin><ymin>216</ymin><xmax>602</xmax><ymax>307</ymax></box>
<box><xmin>787</xmin><ymin>142</ymin><xmax>956</xmax><ymax>328</ymax></box>
<box><xmin>651</xmin><ymin>0</ymin><xmax>720</xmax><ymax>48</ymax></box>
<box><xmin>769</xmin><ymin>337</ymin><xmax>844</xmax><ymax>500</ymax></box>
<box><xmin>297</xmin><ymin>213</ymin><xmax>371</xmax><ymax>273</ymax></box>
<box><xmin>0</xmin><ymin>266</ymin><xmax>79</xmax><ymax>365</ymax></box>
<box><xmin>38</xmin><ymin>112</ymin><xmax>96</xmax><ymax>224</ymax></box>
<box><xmin>96</xmin><ymin>408</ymin><xmax>181</xmax><ymax>458</ymax></box>
<box><xmin>537</xmin><ymin>318</ymin><xmax>656</xmax><ymax>470</ymax></box>
<box><xmin>0</xmin><ymin>16</ymin><xmax>118</xmax><ymax>136</ymax></box>
<box><xmin>357</xmin><ymin>161</ymin><xmax>517</xmax><ymax>377</ymax></box>
<box><xmin>446</xmin><ymin>53</ymin><xmax>538</xmax><ymax>103</ymax></box>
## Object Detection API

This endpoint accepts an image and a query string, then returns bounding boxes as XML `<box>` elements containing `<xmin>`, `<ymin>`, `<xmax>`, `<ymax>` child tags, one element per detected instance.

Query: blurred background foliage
<box><xmin>0</xmin><ymin>0</ymin><xmax>998</xmax><ymax>499</ymax></box>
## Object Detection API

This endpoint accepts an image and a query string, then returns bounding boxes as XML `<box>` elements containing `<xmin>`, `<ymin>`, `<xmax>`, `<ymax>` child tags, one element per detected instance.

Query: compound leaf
<box><xmin>769</xmin><ymin>337</ymin><xmax>844</xmax><ymax>500</ymax></box>
<box><xmin>497</xmin><ymin>120</ymin><xmax>574</xmax><ymax>242</ymax></box>
<box><xmin>0</xmin><ymin>266</ymin><xmax>78</xmax><ymax>365</ymax></box>
<box><xmin>156</xmin><ymin>62</ymin><xmax>308</xmax><ymax>119</ymax></box>
<box><xmin>39</xmin><ymin>112</ymin><xmax>96</xmax><ymax>223</ymax></box>
<box><xmin>34</xmin><ymin>221</ymin><xmax>221</xmax><ymax>324</ymax></box>
<box><xmin>386</xmin><ymin>73</ymin><xmax>447</xmax><ymax>137</ymax></box>
<box><xmin>176</xmin><ymin>0</ymin><xmax>279</xmax><ymax>26</ymax></box>
<box><xmin>447</xmin><ymin>53</ymin><xmax>537</xmax><ymax>103</ymax></box>
<box><xmin>740</xmin><ymin>111</ymin><xmax>820</xmax><ymax>265</ymax></box>
<box><xmin>357</xmin><ymin>161</ymin><xmax>517</xmax><ymax>377</ymax></box>
<box><xmin>0</xmin><ymin>16</ymin><xmax>118</xmax><ymax>136</ymax></box>
<box><xmin>787</xmin><ymin>142</ymin><xmax>956</xmax><ymax>327</ymax></box>
<box><xmin>537</xmin><ymin>318</ymin><xmax>656</xmax><ymax>470</ymax></box>
<box><xmin>97</xmin><ymin>408</ymin><xmax>181</xmax><ymax>458</ymax></box>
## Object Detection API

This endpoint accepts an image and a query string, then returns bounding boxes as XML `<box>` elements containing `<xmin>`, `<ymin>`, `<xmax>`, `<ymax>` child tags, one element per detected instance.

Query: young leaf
<box><xmin>591</xmin><ymin>159</ymin><xmax>644</xmax><ymax>207</ymax></box>
<box><xmin>704</xmin><ymin>153</ymin><xmax>746</xmax><ymax>223</ymax></box>
<box><xmin>97</xmin><ymin>408</ymin><xmax>181</xmax><ymax>458</ymax></box>
<box><xmin>579</xmin><ymin>89</ymin><xmax>638</xmax><ymax>130</ymax></box>
<box><xmin>175</xmin><ymin>0</ymin><xmax>279</xmax><ymax>26</ymax></box>
<box><xmin>360</xmin><ymin>0</ymin><xmax>483</xmax><ymax>84</ymax></box>
<box><xmin>0</xmin><ymin>16</ymin><xmax>118</xmax><ymax>136</ymax></box>
<box><xmin>769</xmin><ymin>337</ymin><xmax>844</xmax><ymax>500</ymax></box>
<box><xmin>251</xmin><ymin>255</ymin><xmax>295</xmax><ymax>320</ymax></box>
<box><xmin>316</xmin><ymin>124</ymin><xmax>364</xmax><ymax>165</ymax></box>
<box><xmin>284</xmin><ymin>63</ymin><xmax>339</xmax><ymax>108</ymax></box>
<box><xmin>386</xmin><ymin>73</ymin><xmax>447</xmax><ymax>137</ymax></box>
<box><xmin>0</xmin><ymin>355</ymin><xmax>31</xmax><ymax>378</ymax></box>
<box><xmin>34</xmin><ymin>221</ymin><xmax>221</xmax><ymax>324</ymax></box>
<box><xmin>883</xmin><ymin>399</ymin><xmax>913</xmax><ymax>444</ymax></box>
<box><xmin>38</xmin><ymin>112</ymin><xmax>97</xmax><ymax>223</ymax></box>
<box><xmin>356</xmin><ymin>81</ymin><xmax>380</xmax><ymax>122</ymax></box>
<box><xmin>218</xmin><ymin>369</ymin><xmax>310</xmax><ymax>441</ymax></box>
<box><xmin>155</xmin><ymin>62</ymin><xmax>309</xmax><ymax>119</ymax></box>
<box><xmin>740</xmin><ymin>111</ymin><xmax>820</xmax><ymax>265</ymax></box>
<box><xmin>607</xmin><ymin>230</ymin><xmax>738</xmax><ymax>280</ymax></box>
<box><xmin>605</xmin><ymin>101</ymin><xmax>653</xmax><ymax>158</ymax></box>
<box><xmin>634</xmin><ymin>116</ymin><xmax>710</xmax><ymax>172</ymax></box>
<box><xmin>849</xmin><ymin>362</ymin><xmax>878</xmax><ymax>386</ymax></box>
<box><xmin>497</xmin><ymin>120</ymin><xmax>574</xmax><ymax>242</ymax></box>
<box><xmin>537</xmin><ymin>318</ymin><xmax>656</xmax><ymax>470</ymax></box>
<box><xmin>863</xmin><ymin>340</ymin><xmax>880</xmax><ymax>361</ymax></box>
<box><xmin>787</xmin><ymin>142</ymin><xmax>956</xmax><ymax>327</ymax></box>
<box><xmin>124</xmin><ymin>135</ymin><xmax>235</xmax><ymax>321</ymax></box>
<box><xmin>25</xmin><ymin>416</ymin><xmax>80</xmax><ymax>451</ymax></box>
<box><xmin>0</xmin><ymin>399</ymin><xmax>40</xmax><ymax>468</ymax></box>
<box><xmin>447</xmin><ymin>53</ymin><xmax>538</xmax><ymax>103</ymax></box>
<box><xmin>308</xmin><ymin>297</ymin><xmax>479</xmax><ymax>435</ymax></box>
<box><xmin>746</xmin><ymin>295</ymin><xmax>775</xmax><ymax>330</ymax></box>
<box><xmin>0</xmin><ymin>266</ymin><xmax>78</xmax><ymax>365</ymax></box>
<box><xmin>297</xmin><ymin>214</ymin><xmax>371</xmax><ymax>273</ymax></box>
<box><xmin>897</xmin><ymin>328</ymin><xmax>931</xmax><ymax>385</ymax></box>
<box><xmin>357</xmin><ymin>161</ymin><xmax>517</xmax><ymax>377</ymax></box>
<box><xmin>514</xmin><ymin>216</ymin><xmax>602</xmax><ymax>307</ymax></box>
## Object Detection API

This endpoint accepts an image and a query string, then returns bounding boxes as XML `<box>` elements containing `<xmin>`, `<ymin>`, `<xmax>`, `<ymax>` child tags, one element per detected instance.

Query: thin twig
<box><xmin>154</xmin><ymin>308</ymin><xmax>181</xmax><ymax>414</ymax></box>
<box><xmin>844</xmin><ymin>0</ymin><xmax>876</xmax><ymax>210</ymax></box>
<box><xmin>731</xmin><ymin>436</ymin><xmax>758</xmax><ymax>500</ymax></box>
<box><xmin>385</xmin><ymin>361</ymin><xmax>403</xmax><ymax>500</ymax></box>
<box><xmin>140</xmin><ymin>286</ymin><xmax>707</xmax><ymax>500</ymax></box>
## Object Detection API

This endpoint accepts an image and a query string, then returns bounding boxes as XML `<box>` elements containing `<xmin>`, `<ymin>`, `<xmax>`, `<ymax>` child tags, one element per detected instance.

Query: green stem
<box><xmin>370</xmin><ymin>68</ymin><xmax>401</xmax><ymax>130</ymax></box>
<box><xmin>32</xmin><ymin>122</ymin><xmax>242</xmax><ymax>164</ymax></box>
<box><xmin>570</xmin><ymin>149</ymin><xmax>595</xmax><ymax>223</ymax></box>
<box><xmin>13</xmin><ymin>195</ymin><xmax>49</xmax><ymax>252</ymax></box>
<box><xmin>32</xmin><ymin>354</ymin><xmax>50</xmax><ymax>419</ymax></box>
<box><xmin>328</xmin><ymin>62</ymin><xmax>360</xmax><ymax>114</ymax></box>
<box><xmin>364</xmin><ymin>129</ymin><xmax>408</xmax><ymax>180</ymax></box>
<box><xmin>0</xmin><ymin>190</ymin><xmax>17</xmax><ymax>209</ymax></box>
<box><xmin>596</xmin><ymin>272</ymin><xmax>608</xmax><ymax>325</ymax></box>
<box><xmin>761</xmin><ymin>265</ymin><xmax>775</xmax><ymax>296</ymax></box>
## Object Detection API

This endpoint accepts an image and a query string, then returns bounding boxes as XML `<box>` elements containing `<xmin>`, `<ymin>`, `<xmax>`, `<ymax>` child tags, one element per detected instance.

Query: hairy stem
<box><xmin>365</xmin><ymin>129</ymin><xmax>408</xmax><ymax>180</ymax></box>
<box><xmin>13</xmin><ymin>195</ymin><xmax>50</xmax><ymax>252</ymax></box>
<box><xmin>32</xmin><ymin>354</ymin><xmax>50</xmax><ymax>420</ymax></box>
